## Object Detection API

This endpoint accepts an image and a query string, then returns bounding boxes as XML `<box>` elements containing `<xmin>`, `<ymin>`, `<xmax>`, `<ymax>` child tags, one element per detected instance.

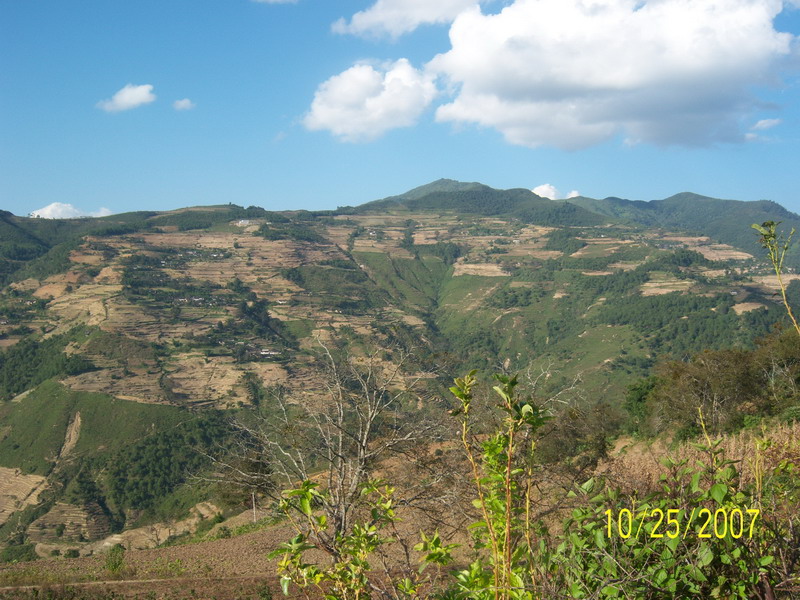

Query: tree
<box><xmin>213</xmin><ymin>336</ymin><xmax>447</xmax><ymax>540</ymax></box>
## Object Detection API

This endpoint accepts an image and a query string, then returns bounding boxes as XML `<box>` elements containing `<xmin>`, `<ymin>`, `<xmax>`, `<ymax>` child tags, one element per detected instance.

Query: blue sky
<box><xmin>2</xmin><ymin>0</ymin><xmax>800</xmax><ymax>218</ymax></box>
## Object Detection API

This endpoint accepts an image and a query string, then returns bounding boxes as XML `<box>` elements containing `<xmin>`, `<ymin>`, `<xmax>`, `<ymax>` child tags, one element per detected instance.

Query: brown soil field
<box><xmin>412</xmin><ymin>229</ymin><xmax>449</xmax><ymax>244</ymax></box>
<box><xmin>607</xmin><ymin>261</ymin><xmax>642</xmax><ymax>271</ymax></box>
<box><xmin>0</xmin><ymin>468</ymin><xmax>46</xmax><ymax>527</ymax></box>
<box><xmin>752</xmin><ymin>273</ymin><xmax>800</xmax><ymax>292</ymax></box>
<box><xmin>62</xmin><ymin>367</ymin><xmax>166</xmax><ymax>405</ymax></box>
<box><xmin>640</xmin><ymin>278</ymin><xmax>693</xmax><ymax>296</ymax></box>
<box><xmin>569</xmin><ymin>241</ymin><xmax>630</xmax><ymax>258</ymax></box>
<box><xmin>452</xmin><ymin>262</ymin><xmax>508</xmax><ymax>277</ymax></box>
<box><xmin>694</xmin><ymin>244</ymin><xmax>752</xmax><ymax>261</ymax></box>
<box><xmin>661</xmin><ymin>235</ymin><xmax>711</xmax><ymax>244</ymax></box>
<box><xmin>32</xmin><ymin>283</ymin><xmax>70</xmax><ymax>299</ymax></box>
<box><xmin>504</xmin><ymin>247</ymin><xmax>562</xmax><ymax>259</ymax></box>
<box><xmin>44</xmin><ymin>284</ymin><xmax>122</xmax><ymax>334</ymax></box>
<box><xmin>9</xmin><ymin>279</ymin><xmax>41</xmax><ymax>293</ymax></box>
<box><xmin>732</xmin><ymin>302</ymin><xmax>767</xmax><ymax>314</ymax></box>
<box><xmin>28</xmin><ymin>502</ymin><xmax>111</xmax><ymax>547</ymax></box>
<box><xmin>700</xmin><ymin>268</ymin><xmax>728</xmax><ymax>278</ymax></box>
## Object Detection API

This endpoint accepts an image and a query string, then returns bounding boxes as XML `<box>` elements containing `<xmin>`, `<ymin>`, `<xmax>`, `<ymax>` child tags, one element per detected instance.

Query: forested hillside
<box><xmin>0</xmin><ymin>182</ymin><xmax>799</xmax><ymax>598</ymax></box>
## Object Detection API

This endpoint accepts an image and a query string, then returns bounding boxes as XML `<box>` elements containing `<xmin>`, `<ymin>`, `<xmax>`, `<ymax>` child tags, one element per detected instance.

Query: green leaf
<box><xmin>698</xmin><ymin>543</ymin><xmax>714</xmax><ymax>567</ymax></box>
<box><xmin>280</xmin><ymin>576</ymin><xmax>291</xmax><ymax>596</ymax></box>
<box><xmin>709</xmin><ymin>483</ymin><xmax>727</xmax><ymax>505</ymax></box>
<box><xmin>299</xmin><ymin>496</ymin><xmax>312</xmax><ymax>516</ymax></box>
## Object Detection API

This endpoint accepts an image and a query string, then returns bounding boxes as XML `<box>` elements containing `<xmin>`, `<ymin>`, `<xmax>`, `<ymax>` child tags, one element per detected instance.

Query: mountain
<box><xmin>564</xmin><ymin>191</ymin><xmax>800</xmax><ymax>267</ymax></box>
<box><xmin>0</xmin><ymin>181</ymin><xmax>798</xmax><ymax>559</ymax></box>
<box><xmin>352</xmin><ymin>179</ymin><xmax>606</xmax><ymax>226</ymax></box>
<box><xmin>390</xmin><ymin>178</ymin><xmax>488</xmax><ymax>200</ymax></box>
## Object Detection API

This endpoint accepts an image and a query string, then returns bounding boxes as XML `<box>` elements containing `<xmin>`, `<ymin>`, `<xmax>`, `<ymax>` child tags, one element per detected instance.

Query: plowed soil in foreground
<box><xmin>0</xmin><ymin>526</ymin><xmax>297</xmax><ymax>599</ymax></box>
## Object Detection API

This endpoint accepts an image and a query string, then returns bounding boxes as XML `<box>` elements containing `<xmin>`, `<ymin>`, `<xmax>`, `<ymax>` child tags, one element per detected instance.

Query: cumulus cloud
<box><xmin>428</xmin><ymin>0</ymin><xmax>796</xmax><ymax>149</ymax></box>
<box><xmin>532</xmin><ymin>184</ymin><xmax>580</xmax><ymax>200</ymax></box>
<box><xmin>30</xmin><ymin>203</ymin><xmax>113</xmax><ymax>219</ymax></box>
<box><xmin>333</xmin><ymin>0</ymin><xmax>483</xmax><ymax>39</ymax></box>
<box><xmin>303</xmin><ymin>58</ymin><xmax>437</xmax><ymax>142</ymax></box>
<box><xmin>532</xmin><ymin>184</ymin><xmax>558</xmax><ymax>200</ymax></box>
<box><xmin>173</xmin><ymin>98</ymin><xmax>196</xmax><ymax>111</ymax></box>
<box><xmin>97</xmin><ymin>84</ymin><xmax>156</xmax><ymax>113</ymax></box>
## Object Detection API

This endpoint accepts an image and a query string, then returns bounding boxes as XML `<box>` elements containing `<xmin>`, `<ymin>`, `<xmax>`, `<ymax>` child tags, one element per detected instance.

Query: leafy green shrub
<box><xmin>268</xmin><ymin>370</ymin><xmax>799</xmax><ymax>599</ymax></box>
<box><xmin>104</xmin><ymin>543</ymin><xmax>126</xmax><ymax>576</ymax></box>
<box><xmin>152</xmin><ymin>557</ymin><xmax>186</xmax><ymax>578</ymax></box>
<box><xmin>780</xmin><ymin>405</ymin><xmax>800</xmax><ymax>423</ymax></box>
<box><xmin>0</xmin><ymin>543</ymin><xmax>38</xmax><ymax>564</ymax></box>
<box><xmin>548</xmin><ymin>423</ymin><xmax>796</xmax><ymax>599</ymax></box>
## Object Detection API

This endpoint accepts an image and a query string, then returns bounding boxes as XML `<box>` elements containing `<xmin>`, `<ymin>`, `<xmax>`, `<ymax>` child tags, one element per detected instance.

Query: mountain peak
<box><xmin>395</xmin><ymin>178</ymin><xmax>489</xmax><ymax>201</ymax></box>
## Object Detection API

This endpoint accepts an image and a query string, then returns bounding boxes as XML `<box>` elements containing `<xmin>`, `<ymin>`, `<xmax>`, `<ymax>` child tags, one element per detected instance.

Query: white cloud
<box><xmin>752</xmin><ymin>118</ymin><xmax>782</xmax><ymax>130</ymax></box>
<box><xmin>532</xmin><ymin>184</ymin><xmax>580</xmax><ymax>200</ymax></box>
<box><xmin>31</xmin><ymin>203</ymin><xmax>113</xmax><ymax>219</ymax></box>
<box><xmin>333</xmin><ymin>0</ymin><xmax>483</xmax><ymax>39</ymax></box>
<box><xmin>173</xmin><ymin>98</ymin><xmax>196</xmax><ymax>111</ymax></box>
<box><xmin>97</xmin><ymin>84</ymin><xmax>156</xmax><ymax>113</ymax></box>
<box><xmin>304</xmin><ymin>58</ymin><xmax>437</xmax><ymax>142</ymax></box>
<box><xmin>428</xmin><ymin>0</ymin><xmax>796</xmax><ymax>149</ymax></box>
<box><xmin>532</xmin><ymin>184</ymin><xmax>559</xmax><ymax>200</ymax></box>
<box><xmin>31</xmin><ymin>203</ymin><xmax>82</xmax><ymax>219</ymax></box>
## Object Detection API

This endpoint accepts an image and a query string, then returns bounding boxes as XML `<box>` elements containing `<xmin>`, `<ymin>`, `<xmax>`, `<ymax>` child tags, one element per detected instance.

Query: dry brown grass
<box><xmin>601</xmin><ymin>421</ymin><xmax>800</xmax><ymax>494</ymax></box>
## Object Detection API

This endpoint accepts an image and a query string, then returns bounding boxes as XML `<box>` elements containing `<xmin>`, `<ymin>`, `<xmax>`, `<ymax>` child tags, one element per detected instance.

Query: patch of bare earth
<box><xmin>165</xmin><ymin>354</ymin><xmax>289</xmax><ymax>408</ymax></box>
<box><xmin>506</xmin><ymin>248</ymin><xmax>563</xmax><ymax>259</ymax></box>
<box><xmin>608</xmin><ymin>261</ymin><xmax>643</xmax><ymax>271</ymax></box>
<box><xmin>62</xmin><ymin>367</ymin><xmax>166</xmax><ymax>404</ymax></box>
<box><xmin>58</xmin><ymin>412</ymin><xmax>81</xmax><ymax>459</ymax></box>
<box><xmin>29</xmin><ymin>502</ymin><xmax>111</xmax><ymax>550</ymax></box>
<box><xmin>694</xmin><ymin>245</ymin><xmax>753</xmax><ymax>261</ymax></box>
<box><xmin>640</xmin><ymin>277</ymin><xmax>693</xmax><ymax>296</ymax></box>
<box><xmin>700</xmin><ymin>269</ymin><xmax>728</xmax><ymax>278</ymax></box>
<box><xmin>732</xmin><ymin>302</ymin><xmax>767</xmax><ymax>314</ymax></box>
<box><xmin>452</xmin><ymin>261</ymin><xmax>508</xmax><ymax>277</ymax></box>
<box><xmin>0</xmin><ymin>468</ymin><xmax>46</xmax><ymax>527</ymax></box>
<box><xmin>44</xmin><ymin>284</ymin><xmax>122</xmax><ymax>335</ymax></box>
<box><xmin>752</xmin><ymin>274</ymin><xmax>800</xmax><ymax>293</ymax></box>
<box><xmin>658</xmin><ymin>235</ymin><xmax>752</xmax><ymax>261</ymax></box>
<box><xmin>570</xmin><ymin>240</ymin><xmax>631</xmax><ymax>258</ymax></box>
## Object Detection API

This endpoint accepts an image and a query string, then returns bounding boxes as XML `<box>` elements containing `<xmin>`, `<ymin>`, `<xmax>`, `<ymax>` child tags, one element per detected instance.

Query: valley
<box><xmin>1</xmin><ymin>181</ymin><xmax>799</xmax><ymax>598</ymax></box>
